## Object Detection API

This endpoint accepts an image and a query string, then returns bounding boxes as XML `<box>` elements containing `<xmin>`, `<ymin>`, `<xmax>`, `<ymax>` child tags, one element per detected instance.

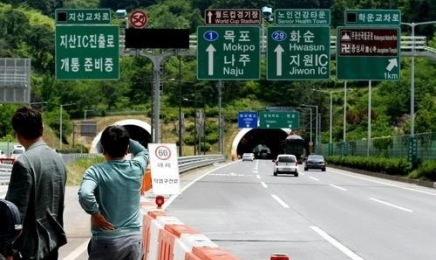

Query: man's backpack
<box><xmin>0</xmin><ymin>199</ymin><xmax>22</xmax><ymax>241</ymax></box>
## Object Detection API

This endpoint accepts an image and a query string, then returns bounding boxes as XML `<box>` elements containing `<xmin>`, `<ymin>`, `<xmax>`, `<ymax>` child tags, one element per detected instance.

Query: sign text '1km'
<box><xmin>197</xmin><ymin>26</ymin><xmax>260</xmax><ymax>80</ymax></box>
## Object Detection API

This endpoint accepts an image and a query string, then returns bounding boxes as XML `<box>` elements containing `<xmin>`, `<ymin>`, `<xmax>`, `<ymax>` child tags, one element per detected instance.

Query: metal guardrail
<box><xmin>178</xmin><ymin>154</ymin><xmax>227</xmax><ymax>173</ymax></box>
<box><xmin>0</xmin><ymin>154</ymin><xmax>227</xmax><ymax>185</ymax></box>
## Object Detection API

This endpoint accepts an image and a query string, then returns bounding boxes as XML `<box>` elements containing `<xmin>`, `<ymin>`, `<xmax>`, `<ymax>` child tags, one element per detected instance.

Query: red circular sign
<box><xmin>129</xmin><ymin>10</ymin><xmax>148</xmax><ymax>28</ymax></box>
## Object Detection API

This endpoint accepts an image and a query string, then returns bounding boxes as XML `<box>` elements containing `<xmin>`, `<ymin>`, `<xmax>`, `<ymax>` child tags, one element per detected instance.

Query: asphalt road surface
<box><xmin>2</xmin><ymin>160</ymin><xmax>436</xmax><ymax>260</ymax></box>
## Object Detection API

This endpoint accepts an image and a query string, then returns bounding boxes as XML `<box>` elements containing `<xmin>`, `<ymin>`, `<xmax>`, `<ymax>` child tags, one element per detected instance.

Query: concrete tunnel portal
<box><xmin>89</xmin><ymin>119</ymin><xmax>290</xmax><ymax>158</ymax></box>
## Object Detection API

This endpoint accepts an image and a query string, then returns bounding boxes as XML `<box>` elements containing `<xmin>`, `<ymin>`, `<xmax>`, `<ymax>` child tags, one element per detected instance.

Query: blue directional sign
<box><xmin>238</xmin><ymin>111</ymin><xmax>258</xmax><ymax>128</ymax></box>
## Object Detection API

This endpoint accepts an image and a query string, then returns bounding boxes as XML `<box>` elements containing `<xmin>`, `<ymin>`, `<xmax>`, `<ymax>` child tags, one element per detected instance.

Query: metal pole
<box><xmin>329</xmin><ymin>91</ymin><xmax>333</xmax><ymax>144</ymax></box>
<box><xmin>343</xmin><ymin>81</ymin><xmax>347</xmax><ymax>142</ymax></box>
<box><xmin>315</xmin><ymin>105</ymin><xmax>318</xmax><ymax>153</ymax></box>
<box><xmin>217</xmin><ymin>81</ymin><xmax>223</xmax><ymax>154</ymax></box>
<box><xmin>153</xmin><ymin>66</ymin><xmax>161</xmax><ymax>143</ymax></box>
<box><xmin>59</xmin><ymin>105</ymin><xmax>62</xmax><ymax>150</ymax></box>
<box><xmin>411</xmin><ymin>24</ymin><xmax>415</xmax><ymax>137</ymax></box>
<box><xmin>368</xmin><ymin>81</ymin><xmax>372</xmax><ymax>156</ymax></box>
<box><xmin>203</xmin><ymin>106</ymin><xmax>206</xmax><ymax>155</ymax></box>
<box><xmin>194</xmin><ymin>87</ymin><xmax>197</xmax><ymax>155</ymax></box>
<box><xmin>309</xmin><ymin>109</ymin><xmax>313</xmax><ymax>144</ymax></box>
<box><xmin>178</xmin><ymin>54</ymin><xmax>183</xmax><ymax>156</ymax></box>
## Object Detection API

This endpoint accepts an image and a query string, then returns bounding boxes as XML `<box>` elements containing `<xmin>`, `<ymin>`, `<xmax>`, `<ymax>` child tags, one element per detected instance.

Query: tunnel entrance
<box><xmin>236</xmin><ymin>128</ymin><xmax>289</xmax><ymax>160</ymax></box>
<box><xmin>123</xmin><ymin>124</ymin><xmax>152</xmax><ymax>148</ymax></box>
<box><xmin>90</xmin><ymin>119</ymin><xmax>152</xmax><ymax>153</ymax></box>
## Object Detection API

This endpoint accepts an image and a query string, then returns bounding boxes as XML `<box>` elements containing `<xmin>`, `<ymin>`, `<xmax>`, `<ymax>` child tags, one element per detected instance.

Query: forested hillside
<box><xmin>1</xmin><ymin>0</ymin><xmax>436</xmax><ymax>146</ymax></box>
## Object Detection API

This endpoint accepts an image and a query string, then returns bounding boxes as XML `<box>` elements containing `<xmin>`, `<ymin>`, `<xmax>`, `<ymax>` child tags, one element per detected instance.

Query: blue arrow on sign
<box><xmin>238</xmin><ymin>111</ymin><xmax>258</xmax><ymax>128</ymax></box>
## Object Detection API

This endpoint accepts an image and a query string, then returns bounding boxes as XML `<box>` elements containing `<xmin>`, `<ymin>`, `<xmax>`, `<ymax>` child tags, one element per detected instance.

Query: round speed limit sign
<box><xmin>155</xmin><ymin>145</ymin><xmax>171</xmax><ymax>160</ymax></box>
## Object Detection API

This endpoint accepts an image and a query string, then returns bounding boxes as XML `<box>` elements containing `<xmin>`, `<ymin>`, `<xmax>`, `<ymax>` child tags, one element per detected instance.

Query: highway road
<box><xmin>166</xmin><ymin>160</ymin><xmax>436</xmax><ymax>260</ymax></box>
<box><xmin>1</xmin><ymin>160</ymin><xmax>436</xmax><ymax>260</ymax></box>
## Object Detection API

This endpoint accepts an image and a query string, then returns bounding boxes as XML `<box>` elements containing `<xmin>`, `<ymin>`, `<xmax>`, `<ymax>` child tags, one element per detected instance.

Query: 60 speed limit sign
<box><xmin>154</xmin><ymin>145</ymin><xmax>171</xmax><ymax>160</ymax></box>
<box><xmin>148</xmin><ymin>143</ymin><xmax>180</xmax><ymax>195</ymax></box>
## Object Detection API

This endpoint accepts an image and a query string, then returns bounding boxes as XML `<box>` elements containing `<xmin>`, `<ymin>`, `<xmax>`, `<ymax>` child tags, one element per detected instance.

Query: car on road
<box><xmin>304</xmin><ymin>154</ymin><xmax>326</xmax><ymax>171</ymax></box>
<box><xmin>242</xmin><ymin>153</ymin><xmax>255</xmax><ymax>161</ymax></box>
<box><xmin>273</xmin><ymin>154</ymin><xmax>298</xmax><ymax>177</ymax></box>
<box><xmin>10</xmin><ymin>145</ymin><xmax>25</xmax><ymax>159</ymax></box>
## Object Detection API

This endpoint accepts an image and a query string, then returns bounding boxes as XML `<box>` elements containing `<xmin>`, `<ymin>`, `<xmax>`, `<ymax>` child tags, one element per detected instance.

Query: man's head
<box><xmin>100</xmin><ymin>125</ymin><xmax>130</xmax><ymax>158</ymax></box>
<box><xmin>11</xmin><ymin>106</ymin><xmax>43</xmax><ymax>145</ymax></box>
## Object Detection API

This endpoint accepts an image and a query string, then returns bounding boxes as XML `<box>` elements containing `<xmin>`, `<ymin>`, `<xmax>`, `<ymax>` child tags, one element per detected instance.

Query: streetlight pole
<box><xmin>401</xmin><ymin>21</ymin><xmax>436</xmax><ymax>137</ymax></box>
<box><xmin>183</xmin><ymin>97</ymin><xmax>205</xmax><ymax>156</ymax></box>
<box><xmin>311</xmin><ymin>89</ymin><xmax>342</xmax><ymax>145</ymax></box>
<box><xmin>178</xmin><ymin>54</ymin><xmax>183</xmax><ymax>156</ymax></box>
<box><xmin>84</xmin><ymin>109</ymin><xmax>94</xmax><ymax>121</ymax></box>
<box><xmin>302</xmin><ymin>104</ymin><xmax>318</xmax><ymax>153</ymax></box>
<box><xmin>60</xmin><ymin>103</ymin><xmax>75</xmax><ymax>150</ymax></box>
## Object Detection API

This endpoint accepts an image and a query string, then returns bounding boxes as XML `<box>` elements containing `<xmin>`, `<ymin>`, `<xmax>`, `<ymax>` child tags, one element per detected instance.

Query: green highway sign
<box><xmin>274</xmin><ymin>9</ymin><xmax>330</xmax><ymax>26</ymax></box>
<box><xmin>55</xmin><ymin>25</ymin><xmax>120</xmax><ymax>80</ymax></box>
<box><xmin>408</xmin><ymin>136</ymin><xmax>418</xmax><ymax>163</ymax></box>
<box><xmin>197</xmin><ymin>26</ymin><xmax>260</xmax><ymax>80</ymax></box>
<box><xmin>55</xmin><ymin>9</ymin><xmax>111</xmax><ymax>25</ymax></box>
<box><xmin>344</xmin><ymin>9</ymin><xmax>401</xmax><ymax>26</ymax></box>
<box><xmin>267</xmin><ymin>26</ymin><xmax>330</xmax><ymax>80</ymax></box>
<box><xmin>259</xmin><ymin>111</ymin><xmax>300</xmax><ymax>129</ymax></box>
<box><xmin>336</xmin><ymin>27</ymin><xmax>400</xmax><ymax>80</ymax></box>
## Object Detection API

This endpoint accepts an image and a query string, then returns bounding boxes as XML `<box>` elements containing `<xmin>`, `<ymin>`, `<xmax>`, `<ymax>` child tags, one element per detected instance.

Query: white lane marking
<box><xmin>311</xmin><ymin>226</ymin><xmax>364</xmax><ymax>260</ymax></box>
<box><xmin>62</xmin><ymin>240</ymin><xmax>88</xmax><ymax>260</ymax></box>
<box><xmin>256</xmin><ymin>175</ymin><xmax>261</xmax><ymax>179</ymax></box>
<box><xmin>370</xmin><ymin>197</ymin><xmax>413</xmax><ymax>213</ymax></box>
<box><xmin>261</xmin><ymin>182</ymin><xmax>268</xmax><ymax>188</ymax></box>
<box><xmin>330</xmin><ymin>184</ymin><xmax>348</xmax><ymax>191</ymax></box>
<box><xmin>330</xmin><ymin>169</ymin><xmax>436</xmax><ymax>196</ymax></box>
<box><xmin>271</xmin><ymin>194</ymin><xmax>289</xmax><ymax>208</ymax></box>
<box><xmin>164</xmin><ymin>161</ymin><xmax>240</xmax><ymax>209</ymax></box>
<box><xmin>310</xmin><ymin>176</ymin><xmax>320</xmax><ymax>181</ymax></box>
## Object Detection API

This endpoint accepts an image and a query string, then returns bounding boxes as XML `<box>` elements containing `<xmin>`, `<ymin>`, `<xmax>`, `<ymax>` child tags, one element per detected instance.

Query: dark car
<box><xmin>304</xmin><ymin>154</ymin><xmax>326</xmax><ymax>171</ymax></box>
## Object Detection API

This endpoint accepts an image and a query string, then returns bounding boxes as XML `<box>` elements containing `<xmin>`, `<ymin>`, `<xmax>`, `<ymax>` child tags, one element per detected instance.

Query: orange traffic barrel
<box><xmin>141</xmin><ymin>168</ymin><xmax>152</xmax><ymax>195</ymax></box>
<box><xmin>270</xmin><ymin>253</ymin><xmax>289</xmax><ymax>260</ymax></box>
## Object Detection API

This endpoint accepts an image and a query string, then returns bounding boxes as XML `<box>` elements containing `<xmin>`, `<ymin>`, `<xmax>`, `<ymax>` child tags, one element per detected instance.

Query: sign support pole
<box><xmin>217</xmin><ymin>80</ymin><xmax>223</xmax><ymax>154</ymax></box>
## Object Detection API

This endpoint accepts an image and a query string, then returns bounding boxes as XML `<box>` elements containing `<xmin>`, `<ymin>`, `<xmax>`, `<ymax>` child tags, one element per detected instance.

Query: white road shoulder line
<box><xmin>63</xmin><ymin>240</ymin><xmax>88</xmax><ymax>260</ymax></box>
<box><xmin>330</xmin><ymin>184</ymin><xmax>348</xmax><ymax>191</ymax></box>
<box><xmin>370</xmin><ymin>197</ymin><xmax>413</xmax><ymax>213</ymax></box>
<box><xmin>311</xmin><ymin>226</ymin><xmax>364</xmax><ymax>260</ymax></box>
<box><xmin>271</xmin><ymin>194</ymin><xmax>289</xmax><ymax>208</ymax></box>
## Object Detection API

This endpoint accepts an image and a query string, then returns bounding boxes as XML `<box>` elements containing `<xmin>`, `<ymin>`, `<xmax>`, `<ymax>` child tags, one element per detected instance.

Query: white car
<box><xmin>242</xmin><ymin>153</ymin><xmax>255</xmax><ymax>161</ymax></box>
<box><xmin>273</xmin><ymin>154</ymin><xmax>299</xmax><ymax>177</ymax></box>
<box><xmin>11</xmin><ymin>145</ymin><xmax>25</xmax><ymax>159</ymax></box>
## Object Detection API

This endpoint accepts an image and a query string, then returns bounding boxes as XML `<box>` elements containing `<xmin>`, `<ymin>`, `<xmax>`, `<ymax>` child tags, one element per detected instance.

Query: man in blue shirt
<box><xmin>78</xmin><ymin>125</ymin><xmax>149</xmax><ymax>260</ymax></box>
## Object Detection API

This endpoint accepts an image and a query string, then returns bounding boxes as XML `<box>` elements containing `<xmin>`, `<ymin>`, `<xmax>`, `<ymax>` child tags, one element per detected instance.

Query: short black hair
<box><xmin>11</xmin><ymin>106</ymin><xmax>43</xmax><ymax>140</ymax></box>
<box><xmin>100</xmin><ymin>125</ymin><xmax>130</xmax><ymax>157</ymax></box>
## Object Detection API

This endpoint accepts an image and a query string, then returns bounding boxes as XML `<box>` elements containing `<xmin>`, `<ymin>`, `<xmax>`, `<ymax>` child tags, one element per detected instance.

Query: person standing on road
<box><xmin>3</xmin><ymin>106</ymin><xmax>68</xmax><ymax>260</ymax></box>
<box><xmin>78</xmin><ymin>125</ymin><xmax>149</xmax><ymax>260</ymax></box>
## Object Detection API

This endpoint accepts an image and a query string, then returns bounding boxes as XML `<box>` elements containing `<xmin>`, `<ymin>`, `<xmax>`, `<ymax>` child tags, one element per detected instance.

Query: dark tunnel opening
<box><xmin>123</xmin><ymin>125</ymin><xmax>152</xmax><ymax>148</ymax></box>
<box><xmin>236</xmin><ymin>129</ymin><xmax>289</xmax><ymax>160</ymax></box>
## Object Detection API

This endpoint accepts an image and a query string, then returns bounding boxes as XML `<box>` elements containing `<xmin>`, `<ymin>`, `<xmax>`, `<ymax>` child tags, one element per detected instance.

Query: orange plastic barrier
<box><xmin>0</xmin><ymin>158</ymin><xmax>15</xmax><ymax>164</ymax></box>
<box><xmin>270</xmin><ymin>253</ymin><xmax>290</xmax><ymax>260</ymax></box>
<box><xmin>140</xmin><ymin>199</ymin><xmax>244</xmax><ymax>260</ymax></box>
<box><xmin>184</xmin><ymin>252</ymin><xmax>202</xmax><ymax>260</ymax></box>
<box><xmin>191</xmin><ymin>247</ymin><xmax>241</xmax><ymax>260</ymax></box>
<box><xmin>141</xmin><ymin>168</ymin><xmax>152</xmax><ymax>195</ymax></box>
